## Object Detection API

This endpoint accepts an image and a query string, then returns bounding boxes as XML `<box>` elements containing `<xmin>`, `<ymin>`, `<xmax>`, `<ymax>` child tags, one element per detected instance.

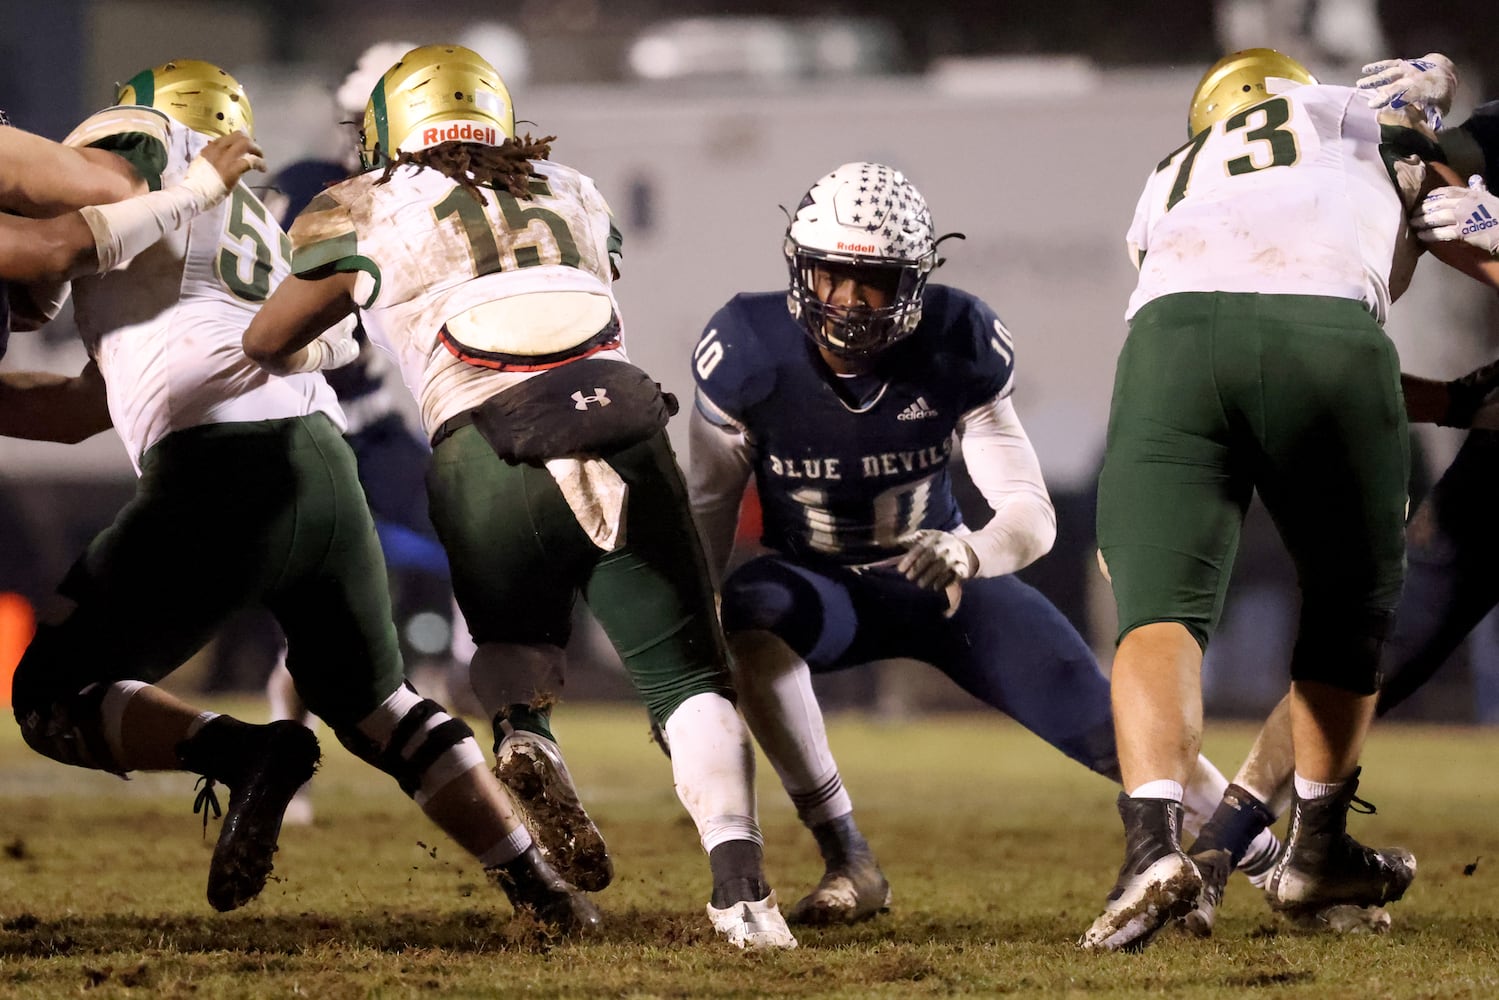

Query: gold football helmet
<box><xmin>360</xmin><ymin>44</ymin><xmax>515</xmax><ymax>168</ymax></box>
<box><xmin>1187</xmin><ymin>48</ymin><xmax>1317</xmax><ymax>137</ymax></box>
<box><xmin>115</xmin><ymin>59</ymin><xmax>253</xmax><ymax>138</ymax></box>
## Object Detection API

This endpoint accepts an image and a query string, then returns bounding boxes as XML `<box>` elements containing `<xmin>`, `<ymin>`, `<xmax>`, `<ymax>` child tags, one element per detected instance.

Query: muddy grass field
<box><xmin>1</xmin><ymin>702</ymin><xmax>1497</xmax><ymax>999</ymax></box>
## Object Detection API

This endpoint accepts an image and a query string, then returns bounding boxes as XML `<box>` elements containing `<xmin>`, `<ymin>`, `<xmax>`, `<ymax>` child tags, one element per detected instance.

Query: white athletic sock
<box><xmin>1242</xmin><ymin>830</ymin><xmax>1281</xmax><ymax>886</ymax></box>
<box><xmin>1181</xmin><ymin>754</ymin><xmax>1230</xmax><ymax>838</ymax></box>
<box><xmin>479</xmin><ymin>825</ymin><xmax>533</xmax><ymax>868</ymax></box>
<box><xmin>728</xmin><ymin>630</ymin><xmax>852</xmax><ymax>825</ymax></box>
<box><xmin>663</xmin><ymin>692</ymin><xmax>762</xmax><ymax>853</ymax></box>
<box><xmin>1294</xmin><ymin>773</ymin><xmax>1345</xmax><ymax>801</ymax></box>
<box><xmin>1129</xmin><ymin>779</ymin><xmax>1184</xmax><ymax>803</ymax></box>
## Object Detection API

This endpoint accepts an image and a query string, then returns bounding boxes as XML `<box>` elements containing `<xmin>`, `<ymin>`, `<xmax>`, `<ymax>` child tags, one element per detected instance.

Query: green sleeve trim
<box><xmin>340</xmin><ymin>256</ymin><xmax>382</xmax><ymax>310</ymax></box>
<box><xmin>292</xmin><ymin>252</ymin><xmax>382</xmax><ymax>310</ymax></box>
<box><xmin>86</xmin><ymin>131</ymin><xmax>169</xmax><ymax>191</ymax></box>
<box><xmin>291</xmin><ymin>232</ymin><xmax>359</xmax><ymax>275</ymax></box>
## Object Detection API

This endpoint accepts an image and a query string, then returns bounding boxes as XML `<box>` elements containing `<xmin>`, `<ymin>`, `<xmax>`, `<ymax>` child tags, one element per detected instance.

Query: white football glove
<box><xmin>1412</xmin><ymin>175</ymin><xmax>1499</xmax><ymax>256</ymax></box>
<box><xmin>1357</xmin><ymin>53</ymin><xmax>1456</xmax><ymax>120</ymax></box>
<box><xmin>895</xmin><ymin>530</ymin><xmax>977</xmax><ymax>592</ymax></box>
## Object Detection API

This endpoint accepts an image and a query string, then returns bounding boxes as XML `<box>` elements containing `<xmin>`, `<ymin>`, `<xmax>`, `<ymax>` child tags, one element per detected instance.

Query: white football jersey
<box><xmin>288</xmin><ymin>158</ymin><xmax>626</xmax><ymax>436</ymax></box>
<box><xmin>1125</xmin><ymin>83</ymin><xmax>1426</xmax><ymax>324</ymax></box>
<box><xmin>64</xmin><ymin>106</ymin><xmax>342</xmax><ymax>472</ymax></box>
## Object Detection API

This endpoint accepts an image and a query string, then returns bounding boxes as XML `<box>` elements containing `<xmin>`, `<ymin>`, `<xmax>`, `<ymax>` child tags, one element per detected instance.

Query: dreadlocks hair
<box><xmin>374</xmin><ymin>133</ymin><xmax>556</xmax><ymax>204</ymax></box>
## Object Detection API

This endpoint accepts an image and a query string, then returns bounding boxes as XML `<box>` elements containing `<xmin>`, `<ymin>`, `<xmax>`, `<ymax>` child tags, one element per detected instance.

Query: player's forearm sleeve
<box><xmin>954</xmin><ymin>394</ymin><xmax>1057</xmax><ymax>577</ymax></box>
<box><xmin>78</xmin><ymin>155</ymin><xmax>228</xmax><ymax>272</ymax></box>
<box><xmin>687</xmin><ymin>400</ymin><xmax>753</xmax><ymax>584</ymax></box>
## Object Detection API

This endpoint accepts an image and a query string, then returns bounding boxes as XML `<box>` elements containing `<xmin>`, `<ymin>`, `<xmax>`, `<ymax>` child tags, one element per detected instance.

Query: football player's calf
<box><xmin>726</xmin><ymin>628</ymin><xmax>888</xmax><ymax>927</ymax></box>
<box><xmin>14</xmin><ymin>674</ymin><xmax>321</xmax><ymax>912</ymax></box>
<box><xmin>474</xmin><ymin>640</ymin><xmax>613</xmax><ymax>892</ymax></box>
<box><xmin>334</xmin><ymin>683</ymin><xmax>601</xmax><ymax>935</ymax></box>
<box><xmin>662</xmin><ymin>691</ymin><xmax>797</xmax><ymax>949</ymax></box>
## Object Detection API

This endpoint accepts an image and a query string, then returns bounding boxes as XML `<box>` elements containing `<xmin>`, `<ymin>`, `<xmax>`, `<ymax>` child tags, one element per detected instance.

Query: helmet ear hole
<box><xmin>1186</xmin><ymin>47</ymin><xmax>1317</xmax><ymax>137</ymax></box>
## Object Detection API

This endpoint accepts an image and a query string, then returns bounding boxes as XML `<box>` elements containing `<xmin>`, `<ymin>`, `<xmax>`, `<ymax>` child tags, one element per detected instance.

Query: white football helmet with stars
<box><xmin>784</xmin><ymin>162</ymin><xmax>939</xmax><ymax>356</ymax></box>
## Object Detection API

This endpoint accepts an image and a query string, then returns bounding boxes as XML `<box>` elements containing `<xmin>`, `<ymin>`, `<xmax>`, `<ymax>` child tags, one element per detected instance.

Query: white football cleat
<box><xmin>707</xmin><ymin>891</ymin><xmax>799</xmax><ymax>950</ymax></box>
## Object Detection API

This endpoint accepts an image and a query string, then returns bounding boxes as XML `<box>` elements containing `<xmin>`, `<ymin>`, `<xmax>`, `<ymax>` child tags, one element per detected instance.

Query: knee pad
<box><xmin>1288</xmin><ymin>605</ymin><xmax>1394</xmax><ymax>696</ymax></box>
<box><xmin>13</xmin><ymin>680</ymin><xmax>123</xmax><ymax>774</ymax></box>
<box><xmin>336</xmin><ymin>684</ymin><xmax>485</xmax><ymax>805</ymax></box>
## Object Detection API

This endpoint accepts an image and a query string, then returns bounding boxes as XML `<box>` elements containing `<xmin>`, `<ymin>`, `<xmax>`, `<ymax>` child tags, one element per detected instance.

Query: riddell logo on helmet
<box><xmin>421</xmin><ymin>122</ymin><xmax>498</xmax><ymax>145</ymax></box>
<box><xmin>836</xmin><ymin>241</ymin><xmax>876</xmax><ymax>253</ymax></box>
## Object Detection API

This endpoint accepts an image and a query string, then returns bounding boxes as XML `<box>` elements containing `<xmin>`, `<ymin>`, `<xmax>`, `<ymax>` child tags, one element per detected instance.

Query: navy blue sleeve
<box><xmin>691</xmin><ymin>297</ymin><xmax>776</xmax><ymax>429</ymax></box>
<box><xmin>1461</xmin><ymin>100</ymin><xmax>1499</xmax><ymax>183</ymax></box>
<box><xmin>940</xmin><ymin>288</ymin><xmax>1015</xmax><ymax>413</ymax></box>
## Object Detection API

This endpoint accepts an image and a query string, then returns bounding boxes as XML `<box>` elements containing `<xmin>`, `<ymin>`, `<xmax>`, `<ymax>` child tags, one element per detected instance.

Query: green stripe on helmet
<box><xmin>369</xmin><ymin>77</ymin><xmax>390</xmax><ymax>167</ymax></box>
<box><xmin>117</xmin><ymin>67</ymin><xmax>155</xmax><ymax>108</ymax></box>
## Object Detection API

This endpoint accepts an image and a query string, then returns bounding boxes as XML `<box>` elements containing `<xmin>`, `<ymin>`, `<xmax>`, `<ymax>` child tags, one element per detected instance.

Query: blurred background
<box><xmin>1</xmin><ymin>0</ymin><xmax>1497</xmax><ymax>722</ymax></box>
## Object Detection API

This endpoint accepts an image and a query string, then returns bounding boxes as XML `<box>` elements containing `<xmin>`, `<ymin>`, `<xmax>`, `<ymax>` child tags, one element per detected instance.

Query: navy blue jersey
<box><xmin>693</xmin><ymin>284</ymin><xmax>1015</xmax><ymax>565</ymax></box>
<box><xmin>1462</xmin><ymin>100</ymin><xmax>1499</xmax><ymax>182</ymax></box>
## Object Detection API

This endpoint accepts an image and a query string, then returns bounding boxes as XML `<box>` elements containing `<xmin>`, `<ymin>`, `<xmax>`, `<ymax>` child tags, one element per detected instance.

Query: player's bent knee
<box><xmin>335</xmin><ymin>684</ymin><xmax>485</xmax><ymax>805</ymax></box>
<box><xmin>12</xmin><ymin>675</ymin><xmax>123</xmax><ymax>773</ymax></box>
<box><xmin>1288</xmin><ymin>606</ymin><xmax>1394</xmax><ymax>696</ymax></box>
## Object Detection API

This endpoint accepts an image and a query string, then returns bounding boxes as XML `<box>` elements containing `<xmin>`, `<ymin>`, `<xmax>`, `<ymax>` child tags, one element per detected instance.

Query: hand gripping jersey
<box><xmin>267</xmin><ymin>158</ymin><xmax>408</xmax><ymax>436</ymax></box>
<box><xmin>1126</xmin><ymin>83</ymin><xmax>1429</xmax><ymax>325</ymax></box>
<box><xmin>286</xmin><ymin>159</ymin><xmax>625</xmax><ymax>437</ymax></box>
<box><xmin>64</xmin><ymin>106</ymin><xmax>341</xmax><ymax>472</ymax></box>
<box><xmin>693</xmin><ymin>285</ymin><xmax>1014</xmax><ymax>565</ymax></box>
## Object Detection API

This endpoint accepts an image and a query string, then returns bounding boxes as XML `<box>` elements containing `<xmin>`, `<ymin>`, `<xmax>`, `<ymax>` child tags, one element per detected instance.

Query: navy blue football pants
<box><xmin>721</xmin><ymin>554</ymin><xmax>1121</xmax><ymax>780</ymax></box>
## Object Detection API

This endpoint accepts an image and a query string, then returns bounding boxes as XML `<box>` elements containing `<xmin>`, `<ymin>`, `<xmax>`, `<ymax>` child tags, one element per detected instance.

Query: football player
<box><xmin>4</xmin><ymin>59</ymin><xmax>599</xmax><ymax>933</ymax></box>
<box><xmin>241</xmin><ymin>44</ymin><xmax>797</xmax><ymax>949</ymax></box>
<box><xmin>685</xmin><ymin>161</ymin><xmax>1276</xmax><ymax>928</ymax></box>
<box><xmin>1182</xmin><ymin>58</ymin><xmax>1499</xmax><ymax>936</ymax></box>
<box><xmin>255</xmin><ymin>40</ymin><xmax>456</xmax><ymax>829</ymax></box>
<box><xmin>0</xmin><ymin>111</ymin><xmax>261</xmax><ymax>423</ymax></box>
<box><xmin>1080</xmin><ymin>48</ymin><xmax>1499</xmax><ymax>952</ymax></box>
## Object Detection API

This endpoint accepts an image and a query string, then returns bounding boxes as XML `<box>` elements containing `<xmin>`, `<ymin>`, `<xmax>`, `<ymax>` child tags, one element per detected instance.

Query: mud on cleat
<box><xmin>1080</xmin><ymin>794</ymin><xmax>1202</xmax><ymax>952</ymax></box>
<box><xmin>494</xmin><ymin>730</ymin><xmax>613</xmax><ymax>892</ymax></box>
<box><xmin>184</xmin><ymin>720</ymin><xmax>322</xmax><ymax>912</ymax></box>
<box><xmin>1180</xmin><ymin>848</ymin><xmax>1232</xmax><ymax>938</ymax></box>
<box><xmin>489</xmin><ymin>843</ymin><xmax>603</xmax><ymax>937</ymax></box>
<box><xmin>788</xmin><ymin>856</ymin><xmax>891</xmax><ymax>926</ymax></box>
<box><xmin>1267</xmin><ymin>769</ymin><xmax>1416</xmax><ymax>916</ymax></box>
<box><xmin>1284</xmin><ymin>903</ymin><xmax>1392</xmax><ymax>935</ymax></box>
<box><xmin>707</xmin><ymin>891</ymin><xmax>799</xmax><ymax>950</ymax></box>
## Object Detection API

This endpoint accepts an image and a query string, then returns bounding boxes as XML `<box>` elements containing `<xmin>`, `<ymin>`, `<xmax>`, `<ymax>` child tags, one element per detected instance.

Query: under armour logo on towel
<box><xmin>572</xmin><ymin>388</ymin><xmax>612</xmax><ymax>410</ymax></box>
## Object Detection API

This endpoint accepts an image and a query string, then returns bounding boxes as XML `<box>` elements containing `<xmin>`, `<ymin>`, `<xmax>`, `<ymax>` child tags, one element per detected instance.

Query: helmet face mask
<box><xmin>116</xmin><ymin>59</ymin><xmax>252</xmax><ymax>138</ymax></box>
<box><xmin>784</xmin><ymin>162</ymin><xmax>938</xmax><ymax>358</ymax></box>
<box><xmin>359</xmin><ymin>43</ymin><xmax>515</xmax><ymax>169</ymax></box>
<box><xmin>1187</xmin><ymin>48</ymin><xmax>1317</xmax><ymax>137</ymax></box>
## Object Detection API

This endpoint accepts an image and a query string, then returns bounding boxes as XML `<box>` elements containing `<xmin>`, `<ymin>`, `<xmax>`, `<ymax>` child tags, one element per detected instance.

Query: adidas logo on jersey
<box><xmin>897</xmin><ymin>397</ymin><xmax>938</xmax><ymax>421</ymax></box>
<box><xmin>1463</xmin><ymin>204</ymin><xmax>1497</xmax><ymax>237</ymax></box>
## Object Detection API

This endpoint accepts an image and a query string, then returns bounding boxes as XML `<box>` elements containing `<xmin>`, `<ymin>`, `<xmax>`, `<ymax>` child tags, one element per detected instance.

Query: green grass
<box><xmin>2</xmin><ymin>703</ymin><xmax>1498</xmax><ymax>998</ymax></box>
